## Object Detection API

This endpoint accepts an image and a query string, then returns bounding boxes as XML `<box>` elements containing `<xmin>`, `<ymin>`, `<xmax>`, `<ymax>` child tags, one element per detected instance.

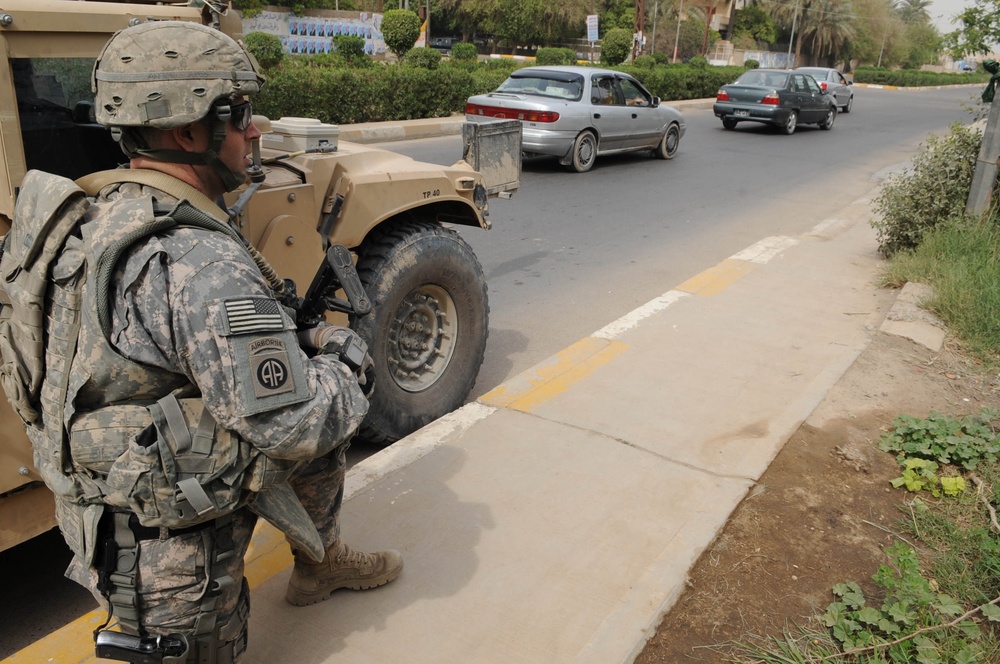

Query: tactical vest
<box><xmin>0</xmin><ymin>170</ymin><xmax>323</xmax><ymax>572</ymax></box>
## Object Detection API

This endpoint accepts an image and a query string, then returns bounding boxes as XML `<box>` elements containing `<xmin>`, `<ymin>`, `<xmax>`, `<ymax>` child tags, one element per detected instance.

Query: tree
<box><xmin>601</xmin><ymin>26</ymin><xmax>633</xmax><ymax>64</ymax></box>
<box><xmin>381</xmin><ymin>9</ymin><xmax>422</xmax><ymax>59</ymax></box>
<box><xmin>800</xmin><ymin>0</ymin><xmax>856</xmax><ymax>65</ymax></box>
<box><xmin>903</xmin><ymin>21</ymin><xmax>942</xmax><ymax>67</ymax></box>
<box><xmin>944</xmin><ymin>0</ymin><xmax>1000</xmax><ymax>56</ymax></box>
<box><xmin>731</xmin><ymin>5</ymin><xmax>777</xmax><ymax>44</ymax></box>
<box><xmin>894</xmin><ymin>0</ymin><xmax>932</xmax><ymax>24</ymax></box>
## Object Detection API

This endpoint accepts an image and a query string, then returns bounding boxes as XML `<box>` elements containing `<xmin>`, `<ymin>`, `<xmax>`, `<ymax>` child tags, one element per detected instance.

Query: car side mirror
<box><xmin>651</xmin><ymin>96</ymin><xmax>660</xmax><ymax>108</ymax></box>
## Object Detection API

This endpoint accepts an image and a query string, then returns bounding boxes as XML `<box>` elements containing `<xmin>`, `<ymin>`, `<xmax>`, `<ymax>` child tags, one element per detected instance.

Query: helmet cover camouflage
<box><xmin>93</xmin><ymin>21</ymin><xmax>264</xmax><ymax>129</ymax></box>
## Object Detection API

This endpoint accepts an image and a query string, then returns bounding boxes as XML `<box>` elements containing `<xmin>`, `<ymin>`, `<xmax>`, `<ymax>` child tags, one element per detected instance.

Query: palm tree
<box><xmin>800</xmin><ymin>0</ymin><xmax>857</xmax><ymax>64</ymax></box>
<box><xmin>895</xmin><ymin>0</ymin><xmax>931</xmax><ymax>23</ymax></box>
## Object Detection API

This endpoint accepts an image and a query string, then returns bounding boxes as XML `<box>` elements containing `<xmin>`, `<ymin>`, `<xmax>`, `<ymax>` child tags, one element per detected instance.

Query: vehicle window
<box><xmin>591</xmin><ymin>76</ymin><xmax>620</xmax><ymax>105</ymax></box>
<box><xmin>13</xmin><ymin>58</ymin><xmax>124</xmax><ymax>180</ymax></box>
<box><xmin>736</xmin><ymin>71</ymin><xmax>766</xmax><ymax>86</ymax></box>
<box><xmin>838</xmin><ymin>73</ymin><xmax>847</xmax><ymax>84</ymax></box>
<box><xmin>802</xmin><ymin>76</ymin><xmax>822</xmax><ymax>94</ymax></box>
<box><xmin>766</xmin><ymin>73</ymin><xmax>789</xmax><ymax>88</ymax></box>
<box><xmin>498</xmin><ymin>74</ymin><xmax>584</xmax><ymax>101</ymax></box>
<box><xmin>619</xmin><ymin>78</ymin><xmax>650</xmax><ymax>107</ymax></box>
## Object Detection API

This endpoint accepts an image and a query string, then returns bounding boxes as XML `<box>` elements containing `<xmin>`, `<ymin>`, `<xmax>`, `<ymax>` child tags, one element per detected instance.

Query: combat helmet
<box><xmin>92</xmin><ymin>20</ymin><xmax>266</xmax><ymax>191</ymax></box>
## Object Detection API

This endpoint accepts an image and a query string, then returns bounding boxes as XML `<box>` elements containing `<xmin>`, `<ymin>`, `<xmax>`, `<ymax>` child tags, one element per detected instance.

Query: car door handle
<box><xmin>632</xmin><ymin>113</ymin><xmax>638</xmax><ymax>119</ymax></box>
<box><xmin>593</xmin><ymin>113</ymin><xmax>601</xmax><ymax>119</ymax></box>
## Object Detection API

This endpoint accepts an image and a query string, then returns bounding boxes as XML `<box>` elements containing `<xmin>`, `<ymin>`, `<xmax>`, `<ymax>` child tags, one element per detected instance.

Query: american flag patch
<box><xmin>224</xmin><ymin>298</ymin><xmax>284</xmax><ymax>334</ymax></box>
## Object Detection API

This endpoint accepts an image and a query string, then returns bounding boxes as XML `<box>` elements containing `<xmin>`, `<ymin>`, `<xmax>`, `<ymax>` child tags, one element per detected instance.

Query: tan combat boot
<box><xmin>286</xmin><ymin>541</ymin><xmax>403</xmax><ymax>606</ymax></box>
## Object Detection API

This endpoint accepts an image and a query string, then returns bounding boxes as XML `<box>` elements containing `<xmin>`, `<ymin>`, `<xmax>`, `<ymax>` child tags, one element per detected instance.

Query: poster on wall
<box><xmin>242</xmin><ymin>10</ymin><xmax>387</xmax><ymax>56</ymax></box>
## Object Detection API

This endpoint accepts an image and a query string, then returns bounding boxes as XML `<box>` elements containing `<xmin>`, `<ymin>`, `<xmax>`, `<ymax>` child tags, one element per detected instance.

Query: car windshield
<box><xmin>496</xmin><ymin>74</ymin><xmax>584</xmax><ymax>101</ymax></box>
<box><xmin>735</xmin><ymin>71</ymin><xmax>789</xmax><ymax>88</ymax></box>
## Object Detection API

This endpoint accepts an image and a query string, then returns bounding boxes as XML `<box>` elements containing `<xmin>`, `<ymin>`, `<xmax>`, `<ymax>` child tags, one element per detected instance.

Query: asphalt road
<box><xmin>0</xmin><ymin>83</ymin><xmax>981</xmax><ymax>660</ymax></box>
<box><xmin>374</xmin><ymin>85</ymin><xmax>979</xmax><ymax>402</ymax></box>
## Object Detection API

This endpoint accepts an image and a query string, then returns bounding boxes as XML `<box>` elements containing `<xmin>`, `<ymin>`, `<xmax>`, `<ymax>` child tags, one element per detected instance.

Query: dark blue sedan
<box><xmin>713</xmin><ymin>69</ymin><xmax>837</xmax><ymax>135</ymax></box>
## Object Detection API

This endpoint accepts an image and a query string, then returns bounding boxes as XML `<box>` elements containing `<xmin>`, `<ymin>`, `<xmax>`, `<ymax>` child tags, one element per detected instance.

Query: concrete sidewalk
<box><xmin>235</xmin><ymin>186</ymin><xmax>895</xmax><ymax>662</ymax></box>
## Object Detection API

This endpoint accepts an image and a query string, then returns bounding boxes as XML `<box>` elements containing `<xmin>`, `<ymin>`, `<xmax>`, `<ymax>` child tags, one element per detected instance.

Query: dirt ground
<box><xmin>635</xmin><ymin>326</ymin><xmax>1000</xmax><ymax>663</ymax></box>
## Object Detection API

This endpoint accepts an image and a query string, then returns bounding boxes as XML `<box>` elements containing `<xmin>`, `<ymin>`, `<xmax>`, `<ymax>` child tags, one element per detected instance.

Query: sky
<box><xmin>929</xmin><ymin>0</ymin><xmax>972</xmax><ymax>34</ymax></box>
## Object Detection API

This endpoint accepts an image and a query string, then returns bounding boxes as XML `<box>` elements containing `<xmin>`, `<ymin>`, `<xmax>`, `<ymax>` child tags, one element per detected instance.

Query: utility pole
<box><xmin>672</xmin><ymin>0</ymin><xmax>684</xmax><ymax>62</ymax></box>
<box><xmin>786</xmin><ymin>0</ymin><xmax>799</xmax><ymax>67</ymax></box>
<box><xmin>967</xmin><ymin>67</ymin><xmax>1000</xmax><ymax>215</ymax></box>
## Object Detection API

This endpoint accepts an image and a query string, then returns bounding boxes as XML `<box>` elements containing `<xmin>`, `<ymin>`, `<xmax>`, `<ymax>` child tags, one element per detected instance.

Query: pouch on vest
<box><xmin>101</xmin><ymin>394</ymin><xmax>323</xmax><ymax>559</ymax></box>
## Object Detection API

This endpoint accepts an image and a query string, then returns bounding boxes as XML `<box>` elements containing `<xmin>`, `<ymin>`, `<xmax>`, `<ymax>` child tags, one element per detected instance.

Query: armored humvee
<box><xmin>0</xmin><ymin>0</ymin><xmax>520</xmax><ymax>551</ymax></box>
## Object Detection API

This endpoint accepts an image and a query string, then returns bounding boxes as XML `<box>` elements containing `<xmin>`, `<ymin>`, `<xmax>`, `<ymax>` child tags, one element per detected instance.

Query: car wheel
<box><xmin>655</xmin><ymin>123</ymin><xmax>681</xmax><ymax>159</ymax></box>
<box><xmin>782</xmin><ymin>110</ymin><xmax>797</xmax><ymax>135</ymax></box>
<box><xmin>570</xmin><ymin>130</ymin><xmax>597</xmax><ymax>173</ymax></box>
<box><xmin>843</xmin><ymin>95</ymin><xmax>853</xmax><ymax>114</ymax></box>
<box><xmin>721</xmin><ymin>117</ymin><xmax>738</xmax><ymax>130</ymax></box>
<box><xmin>820</xmin><ymin>106</ymin><xmax>836</xmax><ymax>130</ymax></box>
<box><xmin>352</xmin><ymin>220</ymin><xmax>489</xmax><ymax>444</ymax></box>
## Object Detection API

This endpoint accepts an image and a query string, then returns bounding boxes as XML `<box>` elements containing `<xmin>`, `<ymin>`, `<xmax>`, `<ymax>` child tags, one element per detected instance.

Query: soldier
<box><xmin>34</xmin><ymin>20</ymin><xmax>401</xmax><ymax>662</ymax></box>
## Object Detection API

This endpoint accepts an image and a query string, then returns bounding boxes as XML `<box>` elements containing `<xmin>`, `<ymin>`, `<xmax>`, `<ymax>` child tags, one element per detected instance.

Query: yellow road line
<box><xmin>479</xmin><ymin>336</ymin><xmax>629</xmax><ymax>412</ymax></box>
<box><xmin>676</xmin><ymin>258</ymin><xmax>753</xmax><ymax>296</ymax></box>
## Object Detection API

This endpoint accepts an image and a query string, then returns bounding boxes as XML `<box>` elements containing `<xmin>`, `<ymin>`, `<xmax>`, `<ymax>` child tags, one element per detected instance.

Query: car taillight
<box><xmin>716</xmin><ymin>90</ymin><xmax>729</xmax><ymax>101</ymax></box>
<box><xmin>464</xmin><ymin>103</ymin><xmax>558</xmax><ymax>123</ymax></box>
<box><xmin>820</xmin><ymin>81</ymin><xmax>828</xmax><ymax>91</ymax></box>
<box><xmin>761</xmin><ymin>93</ymin><xmax>779</xmax><ymax>105</ymax></box>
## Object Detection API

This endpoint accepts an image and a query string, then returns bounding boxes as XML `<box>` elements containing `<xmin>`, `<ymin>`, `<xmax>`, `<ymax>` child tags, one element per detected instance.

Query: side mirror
<box><xmin>651</xmin><ymin>96</ymin><xmax>661</xmax><ymax>108</ymax></box>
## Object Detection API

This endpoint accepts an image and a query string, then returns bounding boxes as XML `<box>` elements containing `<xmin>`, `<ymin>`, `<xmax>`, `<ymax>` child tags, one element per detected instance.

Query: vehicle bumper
<box><xmin>520</xmin><ymin>125</ymin><xmax>578</xmax><ymax>158</ymax></box>
<box><xmin>713</xmin><ymin>103</ymin><xmax>790</xmax><ymax>126</ymax></box>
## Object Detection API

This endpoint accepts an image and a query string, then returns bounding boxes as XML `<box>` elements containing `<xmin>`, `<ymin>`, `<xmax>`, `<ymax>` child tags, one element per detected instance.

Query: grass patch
<box><xmin>881</xmin><ymin>216</ymin><xmax>1000</xmax><ymax>364</ymax></box>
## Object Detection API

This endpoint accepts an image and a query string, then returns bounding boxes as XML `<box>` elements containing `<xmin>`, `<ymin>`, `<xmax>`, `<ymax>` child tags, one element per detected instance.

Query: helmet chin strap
<box><xmin>113</xmin><ymin>104</ymin><xmax>246</xmax><ymax>193</ymax></box>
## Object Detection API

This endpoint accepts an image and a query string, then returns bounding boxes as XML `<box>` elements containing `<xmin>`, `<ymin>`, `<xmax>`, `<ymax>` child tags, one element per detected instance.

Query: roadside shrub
<box><xmin>653</xmin><ymin>52</ymin><xmax>671</xmax><ymax>65</ymax></box>
<box><xmin>871</xmin><ymin>123</ymin><xmax>983</xmax><ymax>257</ymax></box>
<box><xmin>254</xmin><ymin>65</ymin><xmax>476</xmax><ymax>123</ymax></box>
<box><xmin>382</xmin><ymin>9</ymin><xmax>421</xmax><ymax>59</ymax></box>
<box><xmin>561</xmin><ymin>47</ymin><xmax>579</xmax><ymax>64</ymax></box>
<box><xmin>450</xmin><ymin>42</ymin><xmax>478</xmax><ymax>61</ymax></box>
<box><xmin>744</xmin><ymin>59</ymin><xmax>760</xmax><ymax>69</ymax></box>
<box><xmin>619</xmin><ymin>63</ymin><xmax>743</xmax><ymax>100</ymax></box>
<box><xmin>245</xmin><ymin>31</ymin><xmax>284</xmax><ymax>69</ymax></box>
<box><xmin>404</xmin><ymin>47</ymin><xmax>443</xmax><ymax>69</ymax></box>
<box><xmin>688</xmin><ymin>55</ymin><xmax>708</xmax><ymax>68</ymax></box>
<box><xmin>601</xmin><ymin>28</ymin><xmax>633</xmax><ymax>66</ymax></box>
<box><xmin>535</xmin><ymin>47</ymin><xmax>567</xmax><ymax>65</ymax></box>
<box><xmin>332</xmin><ymin>34</ymin><xmax>367</xmax><ymax>63</ymax></box>
<box><xmin>855</xmin><ymin>67</ymin><xmax>990</xmax><ymax>86</ymax></box>
<box><xmin>634</xmin><ymin>55</ymin><xmax>656</xmax><ymax>69</ymax></box>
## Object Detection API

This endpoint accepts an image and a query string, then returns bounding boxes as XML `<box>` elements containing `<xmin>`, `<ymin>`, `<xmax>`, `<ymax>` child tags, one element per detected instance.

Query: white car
<box><xmin>465</xmin><ymin>65</ymin><xmax>686</xmax><ymax>173</ymax></box>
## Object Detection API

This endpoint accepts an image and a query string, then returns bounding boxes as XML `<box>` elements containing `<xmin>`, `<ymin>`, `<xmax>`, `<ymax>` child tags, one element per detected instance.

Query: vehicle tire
<box><xmin>820</xmin><ymin>106</ymin><xmax>836</xmax><ymax>130</ymax></box>
<box><xmin>721</xmin><ymin>117</ymin><xmax>738</xmax><ymax>130</ymax></box>
<box><xmin>655</xmin><ymin>122</ymin><xmax>681</xmax><ymax>159</ymax></box>
<box><xmin>843</xmin><ymin>94</ymin><xmax>853</xmax><ymax>114</ymax></box>
<box><xmin>570</xmin><ymin>130</ymin><xmax>597</xmax><ymax>172</ymax></box>
<box><xmin>351</xmin><ymin>219</ymin><xmax>489</xmax><ymax>444</ymax></box>
<box><xmin>781</xmin><ymin>110</ymin><xmax>797</xmax><ymax>135</ymax></box>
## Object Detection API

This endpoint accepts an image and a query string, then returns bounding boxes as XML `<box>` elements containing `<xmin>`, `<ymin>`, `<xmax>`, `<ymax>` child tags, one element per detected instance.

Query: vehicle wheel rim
<box><xmin>665</xmin><ymin>127</ymin><xmax>679</xmax><ymax>155</ymax></box>
<box><xmin>825</xmin><ymin>110</ymin><xmax>834</xmax><ymax>127</ymax></box>
<box><xmin>387</xmin><ymin>285</ymin><xmax>458</xmax><ymax>392</ymax></box>
<box><xmin>579</xmin><ymin>137</ymin><xmax>595</xmax><ymax>166</ymax></box>
<box><xmin>786</xmin><ymin>113</ymin><xmax>796</xmax><ymax>132</ymax></box>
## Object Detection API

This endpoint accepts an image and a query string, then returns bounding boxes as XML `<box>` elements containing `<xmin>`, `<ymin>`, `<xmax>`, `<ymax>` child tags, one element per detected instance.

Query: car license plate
<box><xmin>734</xmin><ymin>109</ymin><xmax>750</xmax><ymax>117</ymax></box>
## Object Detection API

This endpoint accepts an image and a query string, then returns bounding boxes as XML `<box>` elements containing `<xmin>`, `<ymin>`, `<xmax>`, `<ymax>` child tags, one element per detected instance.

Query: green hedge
<box><xmin>854</xmin><ymin>67</ymin><xmax>992</xmax><ymax>87</ymax></box>
<box><xmin>254</xmin><ymin>61</ymin><xmax>738</xmax><ymax>125</ymax></box>
<box><xmin>617</xmin><ymin>63</ymin><xmax>745</xmax><ymax>100</ymax></box>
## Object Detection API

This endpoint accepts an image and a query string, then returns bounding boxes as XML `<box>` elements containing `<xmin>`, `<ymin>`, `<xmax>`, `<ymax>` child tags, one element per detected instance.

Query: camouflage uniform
<box><xmin>65</xmin><ymin>180</ymin><xmax>367</xmax><ymax>638</ymax></box>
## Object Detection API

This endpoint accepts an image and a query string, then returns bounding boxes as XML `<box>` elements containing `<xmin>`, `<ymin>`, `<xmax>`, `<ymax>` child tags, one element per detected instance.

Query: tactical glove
<box><xmin>298</xmin><ymin>324</ymin><xmax>375</xmax><ymax>397</ymax></box>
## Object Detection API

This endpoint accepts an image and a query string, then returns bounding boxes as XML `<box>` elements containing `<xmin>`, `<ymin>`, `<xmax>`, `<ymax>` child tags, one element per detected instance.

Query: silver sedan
<box><xmin>465</xmin><ymin>65</ymin><xmax>686</xmax><ymax>173</ymax></box>
<box><xmin>794</xmin><ymin>67</ymin><xmax>853</xmax><ymax>113</ymax></box>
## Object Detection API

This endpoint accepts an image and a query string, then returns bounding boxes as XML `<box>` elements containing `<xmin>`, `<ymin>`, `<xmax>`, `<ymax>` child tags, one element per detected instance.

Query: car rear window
<box><xmin>736</xmin><ymin>71</ymin><xmax>789</xmax><ymax>88</ymax></box>
<box><xmin>496</xmin><ymin>73</ymin><xmax>584</xmax><ymax>101</ymax></box>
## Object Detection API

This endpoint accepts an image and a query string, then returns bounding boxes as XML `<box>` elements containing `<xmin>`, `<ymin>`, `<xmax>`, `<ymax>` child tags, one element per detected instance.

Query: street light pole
<box><xmin>786</xmin><ymin>0</ymin><xmax>799</xmax><ymax>67</ymax></box>
<box><xmin>672</xmin><ymin>0</ymin><xmax>684</xmax><ymax>62</ymax></box>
